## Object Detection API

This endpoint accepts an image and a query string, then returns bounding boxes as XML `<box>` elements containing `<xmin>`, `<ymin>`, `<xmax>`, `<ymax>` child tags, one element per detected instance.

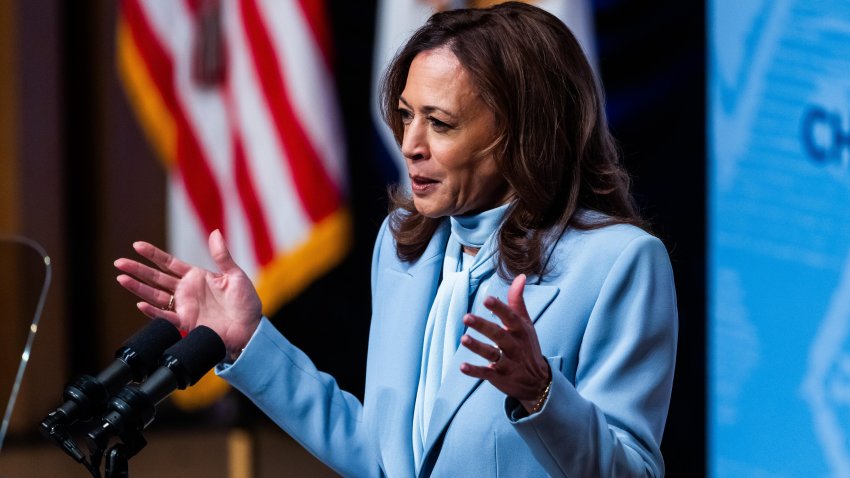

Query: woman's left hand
<box><xmin>459</xmin><ymin>274</ymin><xmax>551</xmax><ymax>413</ymax></box>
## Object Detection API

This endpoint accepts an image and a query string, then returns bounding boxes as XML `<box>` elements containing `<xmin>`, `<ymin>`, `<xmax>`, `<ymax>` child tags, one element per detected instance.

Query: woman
<box><xmin>115</xmin><ymin>3</ymin><xmax>677</xmax><ymax>477</ymax></box>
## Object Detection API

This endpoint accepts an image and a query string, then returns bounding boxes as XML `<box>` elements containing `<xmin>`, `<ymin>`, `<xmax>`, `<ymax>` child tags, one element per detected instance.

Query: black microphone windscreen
<box><xmin>163</xmin><ymin>325</ymin><xmax>226</xmax><ymax>386</ymax></box>
<box><xmin>121</xmin><ymin>318</ymin><xmax>182</xmax><ymax>371</ymax></box>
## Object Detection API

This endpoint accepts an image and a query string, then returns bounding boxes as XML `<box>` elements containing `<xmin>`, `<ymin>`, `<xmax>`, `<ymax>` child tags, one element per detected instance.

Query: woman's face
<box><xmin>398</xmin><ymin>47</ymin><xmax>511</xmax><ymax>218</ymax></box>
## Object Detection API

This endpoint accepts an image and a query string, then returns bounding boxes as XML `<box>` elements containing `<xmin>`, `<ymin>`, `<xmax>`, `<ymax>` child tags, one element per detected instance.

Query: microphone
<box><xmin>87</xmin><ymin>325</ymin><xmax>225</xmax><ymax>450</ymax></box>
<box><xmin>39</xmin><ymin>319</ymin><xmax>181</xmax><ymax>436</ymax></box>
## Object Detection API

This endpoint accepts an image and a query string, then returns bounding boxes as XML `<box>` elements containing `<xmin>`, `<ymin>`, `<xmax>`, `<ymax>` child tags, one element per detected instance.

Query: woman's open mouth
<box><xmin>410</xmin><ymin>175</ymin><xmax>440</xmax><ymax>193</ymax></box>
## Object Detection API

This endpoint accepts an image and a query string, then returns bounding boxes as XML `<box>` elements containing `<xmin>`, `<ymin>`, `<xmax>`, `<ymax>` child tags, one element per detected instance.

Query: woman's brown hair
<box><xmin>381</xmin><ymin>1</ymin><xmax>645</xmax><ymax>278</ymax></box>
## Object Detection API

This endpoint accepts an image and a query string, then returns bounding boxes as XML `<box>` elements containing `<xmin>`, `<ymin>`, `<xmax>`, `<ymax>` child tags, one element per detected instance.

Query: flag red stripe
<box><xmin>184</xmin><ymin>0</ymin><xmax>202</xmax><ymax>15</ymax></box>
<box><xmin>239</xmin><ymin>0</ymin><xmax>340</xmax><ymax>223</ymax></box>
<box><xmin>296</xmin><ymin>0</ymin><xmax>333</xmax><ymax>71</ymax></box>
<box><xmin>123</xmin><ymin>0</ymin><xmax>225</xmax><ymax>235</ymax></box>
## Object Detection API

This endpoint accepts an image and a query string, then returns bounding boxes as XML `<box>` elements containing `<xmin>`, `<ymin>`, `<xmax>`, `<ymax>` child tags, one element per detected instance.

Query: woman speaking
<box><xmin>115</xmin><ymin>3</ymin><xmax>677</xmax><ymax>476</ymax></box>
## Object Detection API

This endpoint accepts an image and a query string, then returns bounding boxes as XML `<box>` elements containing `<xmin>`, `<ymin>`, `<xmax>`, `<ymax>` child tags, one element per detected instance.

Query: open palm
<box><xmin>114</xmin><ymin>229</ymin><xmax>262</xmax><ymax>357</ymax></box>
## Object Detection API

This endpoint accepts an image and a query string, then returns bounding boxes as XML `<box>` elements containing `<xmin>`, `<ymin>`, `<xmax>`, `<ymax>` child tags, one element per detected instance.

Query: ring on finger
<box><xmin>164</xmin><ymin>294</ymin><xmax>175</xmax><ymax>312</ymax></box>
<box><xmin>490</xmin><ymin>347</ymin><xmax>503</xmax><ymax>366</ymax></box>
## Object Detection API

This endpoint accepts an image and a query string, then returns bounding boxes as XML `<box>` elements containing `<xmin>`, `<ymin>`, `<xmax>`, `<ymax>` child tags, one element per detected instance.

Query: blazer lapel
<box><xmin>418</xmin><ymin>278</ymin><xmax>559</xmax><ymax>474</ymax></box>
<box><xmin>371</xmin><ymin>221</ymin><xmax>450</xmax><ymax>477</ymax></box>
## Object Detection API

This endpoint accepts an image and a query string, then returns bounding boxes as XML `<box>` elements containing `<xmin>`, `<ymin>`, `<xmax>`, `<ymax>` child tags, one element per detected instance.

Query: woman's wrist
<box><xmin>228</xmin><ymin>345</ymin><xmax>246</xmax><ymax>362</ymax></box>
<box><xmin>225</xmin><ymin>316</ymin><xmax>261</xmax><ymax>361</ymax></box>
<box><xmin>518</xmin><ymin>360</ymin><xmax>552</xmax><ymax>414</ymax></box>
<box><xmin>528</xmin><ymin>380</ymin><xmax>551</xmax><ymax>414</ymax></box>
<box><xmin>520</xmin><ymin>378</ymin><xmax>552</xmax><ymax>414</ymax></box>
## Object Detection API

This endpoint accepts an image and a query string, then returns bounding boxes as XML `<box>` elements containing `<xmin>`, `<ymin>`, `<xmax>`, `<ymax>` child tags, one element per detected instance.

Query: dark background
<box><xmin>0</xmin><ymin>0</ymin><xmax>705</xmax><ymax>475</ymax></box>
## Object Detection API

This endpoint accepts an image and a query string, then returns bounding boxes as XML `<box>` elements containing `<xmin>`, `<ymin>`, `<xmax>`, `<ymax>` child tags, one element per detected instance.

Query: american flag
<box><xmin>117</xmin><ymin>0</ymin><xmax>349</xmax><ymax>409</ymax></box>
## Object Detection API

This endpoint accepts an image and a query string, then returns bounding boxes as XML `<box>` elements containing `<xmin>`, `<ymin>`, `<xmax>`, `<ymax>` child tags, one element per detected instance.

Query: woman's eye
<box><xmin>398</xmin><ymin>108</ymin><xmax>413</xmax><ymax>124</ymax></box>
<box><xmin>428</xmin><ymin>117</ymin><xmax>451</xmax><ymax>132</ymax></box>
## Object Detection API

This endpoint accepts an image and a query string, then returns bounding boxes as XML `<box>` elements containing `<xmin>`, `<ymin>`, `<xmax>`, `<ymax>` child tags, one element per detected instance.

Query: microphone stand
<box><xmin>101</xmin><ymin>428</ymin><xmax>147</xmax><ymax>478</ymax></box>
<box><xmin>42</xmin><ymin>406</ymin><xmax>149</xmax><ymax>478</ymax></box>
<box><xmin>104</xmin><ymin>444</ymin><xmax>129</xmax><ymax>478</ymax></box>
<box><xmin>86</xmin><ymin>418</ymin><xmax>149</xmax><ymax>478</ymax></box>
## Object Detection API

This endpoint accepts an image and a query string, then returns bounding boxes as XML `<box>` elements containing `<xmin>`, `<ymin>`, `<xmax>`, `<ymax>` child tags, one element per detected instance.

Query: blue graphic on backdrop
<box><xmin>710</xmin><ymin>0</ymin><xmax>850</xmax><ymax>476</ymax></box>
<box><xmin>801</xmin><ymin>105</ymin><xmax>850</xmax><ymax>165</ymax></box>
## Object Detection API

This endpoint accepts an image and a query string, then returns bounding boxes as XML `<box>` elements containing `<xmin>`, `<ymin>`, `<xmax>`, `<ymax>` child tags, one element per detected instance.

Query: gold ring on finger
<box><xmin>490</xmin><ymin>347</ymin><xmax>503</xmax><ymax>366</ymax></box>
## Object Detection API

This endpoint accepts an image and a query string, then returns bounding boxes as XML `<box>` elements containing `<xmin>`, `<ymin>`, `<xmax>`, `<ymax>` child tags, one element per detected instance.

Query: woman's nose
<box><xmin>401</xmin><ymin>120</ymin><xmax>428</xmax><ymax>161</ymax></box>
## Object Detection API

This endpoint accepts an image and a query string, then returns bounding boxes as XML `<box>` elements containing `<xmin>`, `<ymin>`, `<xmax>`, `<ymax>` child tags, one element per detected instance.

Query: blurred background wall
<box><xmin>0</xmin><ymin>0</ymin><xmax>705</xmax><ymax>476</ymax></box>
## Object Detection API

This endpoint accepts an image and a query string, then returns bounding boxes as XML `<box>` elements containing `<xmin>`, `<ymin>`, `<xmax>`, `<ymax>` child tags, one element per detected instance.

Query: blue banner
<box><xmin>710</xmin><ymin>1</ymin><xmax>850</xmax><ymax>476</ymax></box>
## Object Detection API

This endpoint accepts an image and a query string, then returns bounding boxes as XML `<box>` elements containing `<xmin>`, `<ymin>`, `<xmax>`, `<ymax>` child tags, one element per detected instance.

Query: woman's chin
<box><xmin>412</xmin><ymin>200</ymin><xmax>449</xmax><ymax>219</ymax></box>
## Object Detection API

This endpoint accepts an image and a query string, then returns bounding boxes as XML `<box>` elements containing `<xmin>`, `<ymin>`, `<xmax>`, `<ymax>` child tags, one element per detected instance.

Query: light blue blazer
<box><xmin>218</xmin><ymin>216</ymin><xmax>678</xmax><ymax>477</ymax></box>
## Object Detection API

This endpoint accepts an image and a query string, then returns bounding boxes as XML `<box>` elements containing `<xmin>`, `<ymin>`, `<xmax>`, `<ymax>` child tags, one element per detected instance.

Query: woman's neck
<box><xmin>451</xmin><ymin>203</ymin><xmax>510</xmax><ymax>257</ymax></box>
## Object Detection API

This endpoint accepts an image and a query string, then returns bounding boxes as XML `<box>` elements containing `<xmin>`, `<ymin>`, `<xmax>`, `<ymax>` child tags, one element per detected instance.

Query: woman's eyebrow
<box><xmin>399</xmin><ymin>96</ymin><xmax>458</xmax><ymax>119</ymax></box>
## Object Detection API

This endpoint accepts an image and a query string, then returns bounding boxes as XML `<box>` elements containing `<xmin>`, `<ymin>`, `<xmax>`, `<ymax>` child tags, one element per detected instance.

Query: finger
<box><xmin>460</xmin><ymin>334</ymin><xmax>503</xmax><ymax>363</ymax></box>
<box><xmin>117</xmin><ymin>274</ymin><xmax>173</xmax><ymax>308</ymax></box>
<box><xmin>208</xmin><ymin>229</ymin><xmax>242</xmax><ymax>275</ymax></box>
<box><xmin>459</xmin><ymin>362</ymin><xmax>501</xmax><ymax>380</ymax></box>
<box><xmin>482</xmin><ymin>296</ymin><xmax>526</xmax><ymax>331</ymax></box>
<box><xmin>133</xmin><ymin>241</ymin><xmax>192</xmax><ymax>277</ymax></box>
<box><xmin>463</xmin><ymin>314</ymin><xmax>514</xmax><ymax>352</ymax></box>
<box><xmin>507</xmin><ymin>274</ymin><xmax>529</xmax><ymax>322</ymax></box>
<box><xmin>114</xmin><ymin>258</ymin><xmax>180</xmax><ymax>291</ymax></box>
<box><xmin>136</xmin><ymin>302</ymin><xmax>181</xmax><ymax>327</ymax></box>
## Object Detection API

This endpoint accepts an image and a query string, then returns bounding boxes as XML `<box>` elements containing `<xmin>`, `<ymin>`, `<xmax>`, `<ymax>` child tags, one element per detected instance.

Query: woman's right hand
<box><xmin>114</xmin><ymin>229</ymin><xmax>263</xmax><ymax>358</ymax></box>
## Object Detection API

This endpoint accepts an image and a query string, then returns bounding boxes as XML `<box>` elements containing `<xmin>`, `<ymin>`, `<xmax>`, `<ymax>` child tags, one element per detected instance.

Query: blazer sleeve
<box><xmin>214</xmin><ymin>221</ymin><xmax>393</xmax><ymax>478</ymax></box>
<box><xmin>506</xmin><ymin>234</ymin><xmax>678</xmax><ymax>478</ymax></box>
<box><xmin>217</xmin><ymin>319</ymin><xmax>378</xmax><ymax>476</ymax></box>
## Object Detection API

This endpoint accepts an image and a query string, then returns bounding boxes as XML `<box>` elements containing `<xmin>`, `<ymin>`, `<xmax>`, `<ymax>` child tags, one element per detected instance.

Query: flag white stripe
<box><xmin>168</xmin><ymin>176</ymin><xmax>217</xmax><ymax>273</ymax></box>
